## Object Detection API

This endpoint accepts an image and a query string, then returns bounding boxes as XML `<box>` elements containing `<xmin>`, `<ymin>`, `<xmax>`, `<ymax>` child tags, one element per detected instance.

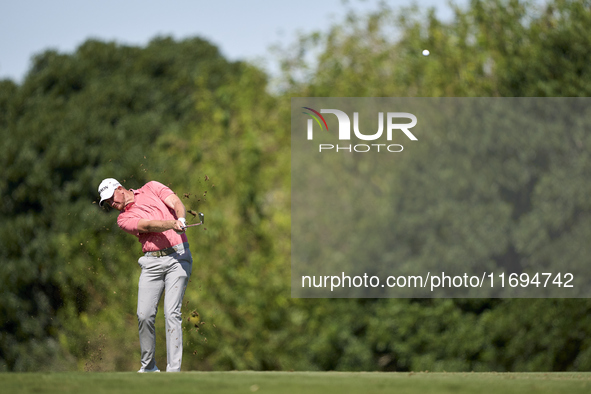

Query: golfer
<box><xmin>98</xmin><ymin>178</ymin><xmax>191</xmax><ymax>373</ymax></box>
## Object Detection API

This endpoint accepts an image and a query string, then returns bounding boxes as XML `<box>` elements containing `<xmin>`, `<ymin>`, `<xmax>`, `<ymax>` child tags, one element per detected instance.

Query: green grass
<box><xmin>1</xmin><ymin>371</ymin><xmax>591</xmax><ymax>394</ymax></box>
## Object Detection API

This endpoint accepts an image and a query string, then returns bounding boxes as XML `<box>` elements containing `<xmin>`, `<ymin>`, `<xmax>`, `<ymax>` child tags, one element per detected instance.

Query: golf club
<box><xmin>185</xmin><ymin>212</ymin><xmax>204</xmax><ymax>227</ymax></box>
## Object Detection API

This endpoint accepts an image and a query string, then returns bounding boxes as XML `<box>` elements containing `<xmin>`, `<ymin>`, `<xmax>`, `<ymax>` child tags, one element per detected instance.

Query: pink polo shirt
<box><xmin>117</xmin><ymin>181</ymin><xmax>188</xmax><ymax>252</ymax></box>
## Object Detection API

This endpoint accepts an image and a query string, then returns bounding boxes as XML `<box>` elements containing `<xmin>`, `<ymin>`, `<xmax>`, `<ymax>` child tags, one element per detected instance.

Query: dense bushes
<box><xmin>2</xmin><ymin>0</ymin><xmax>591</xmax><ymax>372</ymax></box>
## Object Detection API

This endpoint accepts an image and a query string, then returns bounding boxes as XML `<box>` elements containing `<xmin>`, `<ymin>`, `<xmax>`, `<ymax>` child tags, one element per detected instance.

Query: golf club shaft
<box><xmin>185</xmin><ymin>212</ymin><xmax>204</xmax><ymax>228</ymax></box>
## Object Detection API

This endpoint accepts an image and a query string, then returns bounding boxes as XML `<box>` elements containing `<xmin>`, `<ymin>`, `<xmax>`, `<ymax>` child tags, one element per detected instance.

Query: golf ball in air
<box><xmin>422</xmin><ymin>49</ymin><xmax>430</xmax><ymax>56</ymax></box>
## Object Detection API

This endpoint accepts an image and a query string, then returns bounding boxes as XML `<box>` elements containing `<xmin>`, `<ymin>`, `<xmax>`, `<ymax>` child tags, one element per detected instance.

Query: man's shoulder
<box><xmin>143</xmin><ymin>180</ymin><xmax>167</xmax><ymax>189</ymax></box>
<box><xmin>137</xmin><ymin>180</ymin><xmax>166</xmax><ymax>193</ymax></box>
<box><xmin>138</xmin><ymin>181</ymin><xmax>173</xmax><ymax>201</ymax></box>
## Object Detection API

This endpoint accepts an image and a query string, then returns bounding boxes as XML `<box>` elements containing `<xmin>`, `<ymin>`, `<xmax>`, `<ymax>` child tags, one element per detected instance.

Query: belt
<box><xmin>144</xmin><ymin>243</ymin><xmax>186</xmax><ymax>258</ymax></box>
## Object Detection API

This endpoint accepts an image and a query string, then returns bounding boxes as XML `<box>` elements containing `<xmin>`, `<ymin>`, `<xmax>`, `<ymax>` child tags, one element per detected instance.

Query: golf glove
<box><xmin>175</xmin><ymin>217</ymin><xmax>186</xmax><ymax>234</ymax></box>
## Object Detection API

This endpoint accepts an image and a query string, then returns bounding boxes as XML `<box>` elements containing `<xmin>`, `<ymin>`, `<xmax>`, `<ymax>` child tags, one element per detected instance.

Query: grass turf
<box><xmin>1</xmin><ymin>371</ymin><xmax>591</xmax><ymax>394</ymax></box>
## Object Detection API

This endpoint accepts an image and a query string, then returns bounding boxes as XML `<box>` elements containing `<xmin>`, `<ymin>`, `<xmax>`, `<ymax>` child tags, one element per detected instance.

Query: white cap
<box><xmin>98</xmin><ymin>178</ymin><xmax>122</xmax><ymax>207</ymax></box>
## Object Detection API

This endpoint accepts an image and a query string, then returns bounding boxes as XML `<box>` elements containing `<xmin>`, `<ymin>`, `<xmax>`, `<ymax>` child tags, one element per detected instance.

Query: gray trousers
<box><xmin>137</xmin><ymin>242</ymin><xmax>192</xmax><ymax>372</ymax></box>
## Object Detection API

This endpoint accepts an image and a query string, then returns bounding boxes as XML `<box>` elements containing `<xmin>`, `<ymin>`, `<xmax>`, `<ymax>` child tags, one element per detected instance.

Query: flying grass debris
<box><xmin>187</xmin><ymin>310</ymin><xmax>200</xmax><ymax>327</ymax></box>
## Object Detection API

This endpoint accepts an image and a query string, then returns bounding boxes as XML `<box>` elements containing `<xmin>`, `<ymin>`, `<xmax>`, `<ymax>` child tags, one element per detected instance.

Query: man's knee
<box><xmin>137</xmin><ymin>309</ymin><xmax>157</xmax><ymax>324</ymax></box>
<box><xmin>164</xmin><ymin>309</ymin><xmax>182</xmax><ymax>325</ymax></box>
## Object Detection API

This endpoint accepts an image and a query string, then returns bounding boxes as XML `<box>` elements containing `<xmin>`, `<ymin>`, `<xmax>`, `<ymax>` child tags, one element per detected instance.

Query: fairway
<box><xmin>1</xmin><ymin>371</ymin><xmax>591</xmax><ymax>394</ymax></box>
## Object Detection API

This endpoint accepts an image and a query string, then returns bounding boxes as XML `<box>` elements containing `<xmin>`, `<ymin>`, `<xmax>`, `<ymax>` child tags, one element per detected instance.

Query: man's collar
<box><xmin>122</xmin><ymin>201</ymin><xmax>135</xmax><ymax>212</ymax></box>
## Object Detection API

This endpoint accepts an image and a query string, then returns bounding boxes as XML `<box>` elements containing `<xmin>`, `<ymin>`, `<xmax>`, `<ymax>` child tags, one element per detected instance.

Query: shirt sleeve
<box><xmin>117</xmin><ymin>213</ymin><xmax>140</xmax><ymax>236</ymax></box>
<box><xmin>147</xmin><ymin>181</ymin><xmax>175</xmax><ymax>204</ymax></box>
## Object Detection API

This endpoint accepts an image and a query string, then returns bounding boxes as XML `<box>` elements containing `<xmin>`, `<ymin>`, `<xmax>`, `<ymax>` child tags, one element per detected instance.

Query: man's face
<box><xmin>106</xmin><ymin>187</ymin><xmax>127</xmax><ymax>211</ymax></box>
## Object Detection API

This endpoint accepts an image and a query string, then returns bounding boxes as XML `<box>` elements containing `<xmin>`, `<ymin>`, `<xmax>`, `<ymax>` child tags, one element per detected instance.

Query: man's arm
<box><xmin>164</xmin><ymin>193</ymin><xmax>187</xmax><ymax>221</ymax></box>
<box><xmin>135</xmin><ymin>193</ymin><xmax>187</xmax><ymax>234</ymax></box>
<box><xmin>137</xmin><ymin>219</ymin><xmax>184</xmax><ymax>233</ymax></box>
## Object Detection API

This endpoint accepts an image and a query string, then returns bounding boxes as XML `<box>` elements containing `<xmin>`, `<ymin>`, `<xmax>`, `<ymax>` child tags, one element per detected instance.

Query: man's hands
<box><xmin>174</xmin><ymin>218</ymin><xmax>187</xmax><ymax>234</ymax></box>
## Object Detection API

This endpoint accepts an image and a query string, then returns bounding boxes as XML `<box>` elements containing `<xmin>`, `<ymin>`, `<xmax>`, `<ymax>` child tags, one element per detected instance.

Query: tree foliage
<box><xmin>1</xmin><ymin>0</ymin><xmax>591</xmax><ymax>372</ymax></box>
<box><xmin>0</xmin><ymin>36</ymin><xmax>290</xmax><ymax>371</ymax></box>
<box><xmin>284</xmin><ymin>0</ymin><xmax>591</xmax><ymax>371</ymax></box>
